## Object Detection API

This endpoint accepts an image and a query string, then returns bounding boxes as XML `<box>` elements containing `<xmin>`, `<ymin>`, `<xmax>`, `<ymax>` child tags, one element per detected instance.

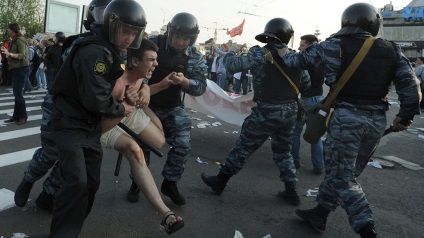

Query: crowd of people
<box><xmin>1</xmin><ymin>0</ymin><xmax>422</xmax><ymax>237</ymax></box>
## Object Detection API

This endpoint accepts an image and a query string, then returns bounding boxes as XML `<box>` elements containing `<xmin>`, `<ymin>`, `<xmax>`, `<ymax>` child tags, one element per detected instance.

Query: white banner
<box><xmin>185</xmin><ymin>80</ymin><xmax>256</xmax><ymax>126</ymax></box>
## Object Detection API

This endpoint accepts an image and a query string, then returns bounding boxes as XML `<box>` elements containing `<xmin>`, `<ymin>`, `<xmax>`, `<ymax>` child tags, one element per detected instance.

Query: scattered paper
<box><xmin>234</xmin><ymin>230</ymin><xmax>244</xmax><ymax>238</ymax></box>
<box><xmin>11</xmin><ymin>234</ymin><xmax>29</xmax><ymax>238</ymax></box>
<box><xmin>304</xmin><ymin>189</ymin><xmax>319</xmax><ymax>197</ymax></box>
<box><xmin>212</xmin><ymin>122</ymin><xmax>221</xmax><ymax>126</ymax></box>
<box><xmin>233</xmin><ymin>230</ymin><xmax>271</xmax><ymax>238</ymax></box>
<box><xmin>215</xmin><ymin>161</ymin><xmax>221</xmax><ymax>165</ymax></box>
<box><xmin>197</xmin><ymin>121</ymin><xmax>211</xmax><ymax>128</ymax></box>
<box><xmin>232</xmin><ymin>131</ymin><xmax>238</xmax><ymax>134</ymax></box>
<box><xmin>207</xmin><ymin>115</ymin><xmax>215</xmax><ymax>118</ymax></box>
<box><xmin>224</xmin><ymin>131</ymin><xmax>229</xmax><ymax>134</ymax></box>
<box><xmin>367</xmin><ymin>161</ymin><xmax>382</xmax><ymax>169</ymax></box>
<box><xmin>196</xmin><ymin>157</ymin><xmax>208</xmax><ymax>164</ymax></box>
<box><xmin>191</xmin><ymin>117</ymin><xmax>202</xmax><ymax>121</ymax></box>
<box><xmin>418</xmin><ymin>135</ymin><xmax>424</xmax><ymax>140</ymax></box>
<box><xmin>190</xmin><ymin>109</ymin><xmax>198</xmax><ymax>113</ymax></box>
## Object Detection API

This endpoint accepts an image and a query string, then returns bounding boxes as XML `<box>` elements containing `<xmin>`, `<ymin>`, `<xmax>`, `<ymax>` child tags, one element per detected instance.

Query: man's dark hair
<box><xmin>300</xmin><ymin>34</ymin><xmax>318</xmax><ymax>45</ymax></box>
<box><xmin>129</xmin><ymin>39</ymin><xmax>158</xmax><ymax>60</ymax></box>
<box><xmin>418</xmin><ymin>57</ymin><xmax>424</xmax><ymax>62</ymax></box>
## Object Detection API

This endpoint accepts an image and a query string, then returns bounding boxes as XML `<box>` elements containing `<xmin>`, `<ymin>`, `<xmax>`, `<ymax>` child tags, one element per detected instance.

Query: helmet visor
<box><xmin>109</xmin><ymin>20</ymin><xmax>145</xmax><ymax>50</ymax></box>
<box><xmin>91</xmin><ymin>5</ymin><xmax>106</xmax><ymax>23</ymax></box>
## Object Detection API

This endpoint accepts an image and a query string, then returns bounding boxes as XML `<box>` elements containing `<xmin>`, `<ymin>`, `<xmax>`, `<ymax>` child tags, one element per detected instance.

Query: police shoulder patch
<box><xmin>94</xmin><ymin>60</ymin><xmax>107</xmax><ymax>75</ymax></box>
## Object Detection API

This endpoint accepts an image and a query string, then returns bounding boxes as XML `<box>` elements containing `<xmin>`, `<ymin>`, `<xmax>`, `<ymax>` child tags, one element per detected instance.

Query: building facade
<box><xmin>381</xmin><ymin>0</ymin><xmax>424</xmax><ymax>61</ymax></box>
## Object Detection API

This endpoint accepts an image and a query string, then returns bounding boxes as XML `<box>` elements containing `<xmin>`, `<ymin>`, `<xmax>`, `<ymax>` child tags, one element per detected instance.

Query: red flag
<box><xmin>226</xmin><ymin>19</ymin><xmax>245</xmax><ymax>38</ymax></box>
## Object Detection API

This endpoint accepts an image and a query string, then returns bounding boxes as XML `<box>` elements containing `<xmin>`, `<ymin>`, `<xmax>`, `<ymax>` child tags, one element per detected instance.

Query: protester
<box><xmin>201</xmin><ymin>18</ymin><xmax>310</xmax><ymax>206</ymax></box>
<box><xmin>290</xmin><ymin>34</ymin><xmax>325</xmax><ymax>174</ymax></box>
<box><xmin>212</xmin><ymin>40</ymin><xmax>230</xmax><ymax>90</ymax></box>
<box><xmin>278</xmin><ymin>3</ymin><xmax>421</xmax><ymax>237</ymax></box>
<box><xmin>47</xmin><ymin>0</ymin><xmax>146</xmax><ymax>236</ymax></box>
<box><xmin>126</xmin><ymin>12</ymin><xmax>207</xmax><ymax>206</ymax></box>
<box><xmin>101</xmin><ymin>39</ymin><xmax>184</xmax><ymax>234</ymax></box>
<box><xmin>1</xmin><ymin>23</ymin><xmax>30</xmax><ymax>125</ymax></box>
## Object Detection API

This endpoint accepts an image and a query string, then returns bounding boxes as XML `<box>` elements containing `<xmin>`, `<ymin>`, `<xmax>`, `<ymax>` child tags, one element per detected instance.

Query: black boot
<box><xmin>126</xmin><ymin>177</ymin><xmax>140</xmax><ymax>203</ymax></box>
<box><xmin>296</xmin><ymin>204</ymin><xmax>330</xmax><ymax>232</ymax></box>
<box><xmin>201</xmin><ymin>172</ymin><xmax>231</xmax><ymax>195</ymax></box>
<box><xmin>278</xmin><ymin>181</ymin><xmax>300</xmax><ymax>206</ymax></box>
<box><xmin>358</xmin><ymin>223</ymin><xmax>379</xmax><ymax>238</ymax></box>
<box><xmin>35</xmin><ymin>191</ymin><xmax>55</xmax><ymax>213</ymax></box>
<box><xmin>161</xmin><ymin>179</ymin><xmax>186</xmax><ymax>206</ymax></box>
<box><xmin>14</xmin><ymin>178</ymin><xmax>34</xmax><ymax>207</ymax></box>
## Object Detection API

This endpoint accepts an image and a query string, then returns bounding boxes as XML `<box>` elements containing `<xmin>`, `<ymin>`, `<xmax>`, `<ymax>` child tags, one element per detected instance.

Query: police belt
<box><xmin>257</xmin><ymin>98</ymin><xmax>296</xmax><ymax>105</ymax></box>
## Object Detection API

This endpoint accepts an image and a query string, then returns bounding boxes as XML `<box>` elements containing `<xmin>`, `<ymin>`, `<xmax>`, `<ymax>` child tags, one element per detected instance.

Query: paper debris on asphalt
<box><xmin>196</xmin><ymin>157</ymin><xmax>208</xmax><ymax>164</ymax></box>
<box><xmin>367</xmin><ymin>161</ymin><xmax>382</xmax><ymax>169</ymax></box>
<box><xmin>371</xmin><ymin>158</ymin><xmax>395</xmax><ymax>168</ymax></box>
<box><xmin>212</xmin><ymin>122</ymin><xmax>221</xmax><ymax>126</ymax></box>
<box><xmin>233</xmin><ymin>230</ymin><xmax>271</xmax><ymax>238</ymax></box>
<box><xmin>191</xmin><ymin>117</ymin><xmax>202</xmax><ymax>121</ymax></box>
<box><xmin>234</xmin><ymin>230</ymin><xmax>244</xmax><ymax>238</ymax></box>
<box><xmin>207</xmin><ymin>115</ymin><xmax>215</xmax><ymax>118</ymax></box>
<box><xmin>418</xmin><ymin>135</ymin><xmax>424</xmax><ymax>140</ymax></box>
<box><xmin>190</xmin><ymin>109</ymin><xmax>198</xmax><ymax>113</ymax></box>
<box><xmin>304</xmin><ymin>189</ymin><xmax>319</xmax><ymax>197</ymax></box>
<box><xmin>232</xmin><ymin>131</ymin><xmax>238</xmax><ymax>134</ymax></box>
<box><xmin>11</xmin><ymin>233</ymin><xmax>29</xmax><ymax>238</ymax></box>
<box><xmin>380</xmin><ymin>156</ymin><xmax>424</xmax><ymax>170</ymax></box>
<box><xmin>197</xmin><ymin>121</ymin><xmax>211</xmax><ymax>128</ymax></box>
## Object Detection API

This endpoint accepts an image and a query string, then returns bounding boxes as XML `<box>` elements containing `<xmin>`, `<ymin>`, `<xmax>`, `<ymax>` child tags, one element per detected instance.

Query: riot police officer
<box><xmin>13</xmin><ymin>0</ymin><xmax>113</xmax><ymax>215</ymax></box>
<box><xmin>201</xmin><ymin>18</ymin><xmax>310</xmax><ymax>206</ymax></box>
<box><xmin>126</xmin><ymin>12</ymin><xmax>207</xmax><ymax>206</ymax></box>
<box><xmin>48</xmin><ymin>0</ymin><xmax>146</xmax><ymax>236</ymax></box>
<box><xmin>279</xmin><ymin>3</ymin><xmax>421</xmax><ymax>237</ymax></box>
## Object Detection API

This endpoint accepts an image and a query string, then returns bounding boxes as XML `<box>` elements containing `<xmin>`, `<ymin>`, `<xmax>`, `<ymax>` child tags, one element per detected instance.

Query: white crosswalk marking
<box><xmin>0</xmin><ymin>88</ymin><xmax>44</xmax><ymax>168</ymax></box>
<box><xmin>0</xmin><ymin>88</ymin><xmax>46</xmax><ymax>213</ymax></box>
<box><xmin>0</xmin><ymin>127</ymin><xmax>41</xmax><ymax>142</ymax></box>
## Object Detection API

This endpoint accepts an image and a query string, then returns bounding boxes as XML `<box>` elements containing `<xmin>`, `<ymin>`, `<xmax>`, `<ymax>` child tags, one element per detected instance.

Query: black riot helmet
<box><xmin>54</xmin><ymin>31</ymin><xmax>66</xmax><ymax>43</ymax></box>
<box><xmin>255</xmin><ymin>18</ymin><xmax>294</xmax><ymax>44</ymax></box>
<box><xmin>83</xmin><ymin>0</ymin><xmax>111</xmax><ymax>30</ymax></box>
<box><xmin>103</xmin><ymin>0</ymin><xmax>147</xmax><ymax>49</ymax></box>
<box><xmin>167</xmin><ymin>12</ymin><xmax>200</xmax><ymax>47</ymax></box>
<box><xmin>341</xmin><ymin>2</ymin><xmax>381</xmax><ymax>36</ymax></box>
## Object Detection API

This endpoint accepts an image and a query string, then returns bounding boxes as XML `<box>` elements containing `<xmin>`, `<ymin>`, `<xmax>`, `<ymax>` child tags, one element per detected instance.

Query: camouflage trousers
<box><xmin>220</xmin><ymin>101</ymin><xmax>298</xmax><ymax>182</ymax></box>
<box><xmin>152</xmin><ymin>105</ymin><xmax>192</xmax><ymax>181</ymax></box>
<box><xmin>316</xmin><ymin>107</ymin><xmax>386</xmax><ymax>232</ymax></box>
<box><xmin>24</xmin><ymin>93</ymin><xmax>61</xmax><ymax>195</ymax></box>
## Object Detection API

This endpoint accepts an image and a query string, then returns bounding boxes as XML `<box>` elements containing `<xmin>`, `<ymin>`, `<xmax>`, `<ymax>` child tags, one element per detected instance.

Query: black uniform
<box><xmin>48</xmin><ymin>26</ymin><xmax>125</xmax><ymax>237</ymax></box>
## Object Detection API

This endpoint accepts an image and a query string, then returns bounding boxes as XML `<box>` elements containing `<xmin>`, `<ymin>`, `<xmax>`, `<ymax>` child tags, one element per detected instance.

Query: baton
<box><xmin>117</xmin><ymin>122</ymin><xmax>164</xmax><ymax>157</ymax></box>
<box><xmin>383</xmin><ymin>125</ymin><xmax>393</xmax><ymax>136</ymax></box>
<box><xmin>114</xmin><ymin>123</ymin><xmax>164</xmax><ymax>176</ymax></box>
<box><xmin>114</xmin><ymin>153</ymin><xmax>123</xmax><ymax>176</ymax></box>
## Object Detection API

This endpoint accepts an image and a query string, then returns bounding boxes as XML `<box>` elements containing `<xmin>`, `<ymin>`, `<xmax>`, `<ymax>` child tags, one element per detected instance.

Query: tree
<box><xmin>0</xmin><ymin>0</ymin><xmax>45</xmax><ymax>42</ymax></box>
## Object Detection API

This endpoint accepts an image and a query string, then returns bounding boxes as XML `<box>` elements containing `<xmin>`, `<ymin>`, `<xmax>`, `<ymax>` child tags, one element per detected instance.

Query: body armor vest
<box><xmin>256</xmin><ymin>46</ymin><xmax>302</xmax><ymax>103</ymax></box>
<box><xmin>337</xmin><ymin>37</ymin><xmax>397</xmax><ymax>101</ymax></box>
<box><xmin>149</xmin><ymin>35</ymin><xmax>189</xmax><ymax>109</ymax></box>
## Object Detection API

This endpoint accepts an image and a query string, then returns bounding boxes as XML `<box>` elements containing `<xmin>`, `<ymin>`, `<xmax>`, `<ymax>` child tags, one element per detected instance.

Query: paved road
<box><xmin>0</xmin><ymin>86</ymin><xmax>423</xmax><ymax>238</ymax></box>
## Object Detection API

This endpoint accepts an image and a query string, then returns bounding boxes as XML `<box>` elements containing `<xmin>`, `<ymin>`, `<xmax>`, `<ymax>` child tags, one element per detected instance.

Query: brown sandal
<box><xmin>161</xmin><ymin>211</ymin><xmax>184</xmax><ymax>235</ymax></box>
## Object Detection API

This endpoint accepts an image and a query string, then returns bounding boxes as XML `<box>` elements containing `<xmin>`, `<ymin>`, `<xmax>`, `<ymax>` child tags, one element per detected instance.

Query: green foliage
<box><xmin>0</xmin><ymin>0</ymin><xmax>45</xmax><ymax>42</ymax></box>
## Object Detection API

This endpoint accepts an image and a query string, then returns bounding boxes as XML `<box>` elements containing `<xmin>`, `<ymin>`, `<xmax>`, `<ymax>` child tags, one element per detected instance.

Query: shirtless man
<box><xmin>101</xmin><ymin>39</ymin><xmax>184</xmax><ymax>235</ymax></box>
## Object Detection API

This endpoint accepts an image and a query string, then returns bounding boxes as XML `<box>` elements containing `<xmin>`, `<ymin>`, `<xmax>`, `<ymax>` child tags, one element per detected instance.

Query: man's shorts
<box><xmin>101</xmin><ymin>108</ymin><xmax>151</xmax><ymax>149</ymax></box>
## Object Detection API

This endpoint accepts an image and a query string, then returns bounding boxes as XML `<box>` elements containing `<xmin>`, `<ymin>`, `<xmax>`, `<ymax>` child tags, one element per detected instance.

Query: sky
<box><xmin>58</xmin><ymin>0</ymin><xmax>412</xmax><ymax>48</ymax></box>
